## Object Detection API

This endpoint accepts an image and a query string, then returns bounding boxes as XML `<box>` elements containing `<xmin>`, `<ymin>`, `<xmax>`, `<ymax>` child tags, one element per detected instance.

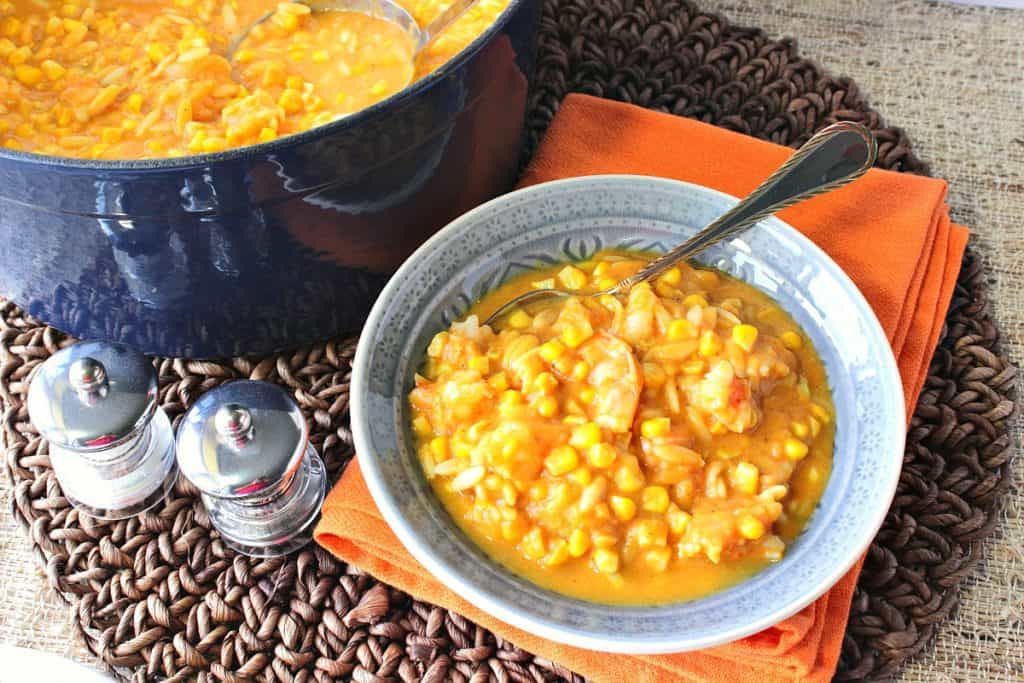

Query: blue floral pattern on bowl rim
<box><xmin>350</xmin><ymin>175</ymin><xmax>904</xmax><ymax>654</ymax></box>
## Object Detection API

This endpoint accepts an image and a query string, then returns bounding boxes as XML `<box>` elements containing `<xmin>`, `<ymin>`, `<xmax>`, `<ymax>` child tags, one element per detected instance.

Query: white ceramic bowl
<box><xmin>350</xmin><ymin>175</ymin><xmax>904</xmax><ymax>653</ymax></box>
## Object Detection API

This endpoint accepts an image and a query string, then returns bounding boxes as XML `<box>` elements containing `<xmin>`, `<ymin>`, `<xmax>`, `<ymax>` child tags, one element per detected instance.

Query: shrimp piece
<box><xmin>617</xmin><ymin>283</ymin><xmax>658</xmax><ymax>344</ymax></box>
<box><xmin>577</xmin><ymin>332</ymin><xmax>642</xmax><ymax>433</ymax></box>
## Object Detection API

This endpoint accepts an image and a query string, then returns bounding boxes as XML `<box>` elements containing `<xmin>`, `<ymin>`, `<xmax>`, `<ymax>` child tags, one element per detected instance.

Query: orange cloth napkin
<box><xmin>316</xmin><ymin>94</ymin><xmax>969</xmax><ymax>682</ymax></box>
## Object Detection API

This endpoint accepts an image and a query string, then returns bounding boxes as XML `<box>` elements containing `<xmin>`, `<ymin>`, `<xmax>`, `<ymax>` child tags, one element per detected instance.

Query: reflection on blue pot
<box><xmin>0</xmin><ymin>0</ymin><xmax>539</xmax><ymax>358</ymax></box>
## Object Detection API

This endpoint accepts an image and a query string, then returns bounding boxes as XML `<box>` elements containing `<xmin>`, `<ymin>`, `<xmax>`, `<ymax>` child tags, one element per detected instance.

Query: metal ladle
<box><xmin>484</xmin><ymin>121</ymin><xmax>878</xmax><ymax>325</ymax></box>
<box><xmin>228</xmin><ymin>0</ymin><xmax>480</xmax><ymax>62</ymax></box>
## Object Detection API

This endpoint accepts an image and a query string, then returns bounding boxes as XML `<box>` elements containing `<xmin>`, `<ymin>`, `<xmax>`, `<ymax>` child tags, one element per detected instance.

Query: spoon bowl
<box><xmin>228</xmin><ymin>0</ymin><xmax>481</xmax><ymax>63</ymax></box>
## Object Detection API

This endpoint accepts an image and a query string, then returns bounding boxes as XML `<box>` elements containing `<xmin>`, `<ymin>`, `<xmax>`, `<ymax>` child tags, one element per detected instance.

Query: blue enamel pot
<box><xmin>0</xmin><ymin>0</ymin><xmax>539</xmax><ymax>358</ymax></box>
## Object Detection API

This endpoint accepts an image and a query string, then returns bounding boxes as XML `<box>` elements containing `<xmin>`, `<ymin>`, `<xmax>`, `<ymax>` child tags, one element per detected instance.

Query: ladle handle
<box><xmin>418</xmin><ymin>0</ymin><xmax>480</xmax><ymax>53</ymax></box>
<box><xmin>615</xmin><ymin>121</ymin><xmax>878</xmax><ymax>292</ymax></box>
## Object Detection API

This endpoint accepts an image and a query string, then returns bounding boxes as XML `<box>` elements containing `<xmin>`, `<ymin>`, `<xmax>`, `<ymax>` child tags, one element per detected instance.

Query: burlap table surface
<box><xmin>1</xmin><ymin>0</ymin><xmax>1021</xmax><ymax>681</ymax></box>
<box><xmin>719</xmin><ymin>6</ymin><xmax>1024</xmax><ymax>681</ymax></box>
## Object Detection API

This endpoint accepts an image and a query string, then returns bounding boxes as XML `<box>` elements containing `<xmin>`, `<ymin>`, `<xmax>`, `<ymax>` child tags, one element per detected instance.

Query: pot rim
<box><xmin>0</xmin><ymin>0</ymin><xmax>527</xmax><ymax>172</ymax></box>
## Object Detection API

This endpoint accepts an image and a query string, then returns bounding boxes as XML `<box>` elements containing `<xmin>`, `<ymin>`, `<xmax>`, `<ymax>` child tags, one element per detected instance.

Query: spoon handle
<box><xmin>418</xmin><ymin>0</ymin><xmax>480</xmax><ymax>52</ymax></box>
<box><xmin>616</xmin><ymin>121</ymin><xmax>877</xmax><ymax>292</ymax></box>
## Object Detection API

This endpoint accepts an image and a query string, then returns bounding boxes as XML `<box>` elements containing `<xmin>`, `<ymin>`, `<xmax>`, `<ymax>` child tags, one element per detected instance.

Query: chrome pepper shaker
<box><xmin>26</xmin><ymin>341</ymin><xmax>177</xmax><ymax>520</ymax></box>
<box><xmin>174</xmin><ymin>380</ymin><xmax>327</xmax><ymax>557</ymax></box>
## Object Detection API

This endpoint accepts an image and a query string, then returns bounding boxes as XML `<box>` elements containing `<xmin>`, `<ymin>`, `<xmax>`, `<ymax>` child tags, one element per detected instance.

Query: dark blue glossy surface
<box><xmin>0</xmin><ymin>0</ymin><xmax>538</xmax><ymax>358</ymax></box>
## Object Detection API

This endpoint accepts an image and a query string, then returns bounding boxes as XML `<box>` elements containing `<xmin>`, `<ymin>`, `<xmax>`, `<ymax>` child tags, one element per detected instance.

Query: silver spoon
<box><xmin>228</xmin><ymin>0</ymin><xmax>479</xmax><ymax>62</ymax></box>
<box><xmin>484</xmin><ymin>121</ymin><xmax>878</xmax><ymax>326</ymax></box>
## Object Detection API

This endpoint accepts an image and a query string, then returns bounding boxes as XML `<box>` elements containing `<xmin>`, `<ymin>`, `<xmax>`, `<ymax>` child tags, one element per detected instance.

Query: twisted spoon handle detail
<box><xmin>614</xmin><ymin>121</ymin><xmax>878</xmax><ymax>293</ymax></box>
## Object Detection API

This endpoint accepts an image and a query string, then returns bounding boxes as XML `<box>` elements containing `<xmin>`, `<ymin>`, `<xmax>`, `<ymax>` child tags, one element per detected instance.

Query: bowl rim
<box><xmin>351</xmin><ymin>174</ymin><xmax>905</xmax><ymax>654</ymax></box>
<box><xmin>0</xmin><ymin>0</ymin><xmax>527</xmax><ymax>171</ymax></box>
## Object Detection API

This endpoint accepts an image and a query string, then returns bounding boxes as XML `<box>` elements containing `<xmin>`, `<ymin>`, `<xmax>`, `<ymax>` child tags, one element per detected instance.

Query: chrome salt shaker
<box><xmin>26</xmin><ymin>341</ymin><xmax>177</xmax><ymax>520</ymax></box>
<box><xmin>174</xmin><ymin>380</ymin><xmax>327</xmax><ymax>557</ymax></box>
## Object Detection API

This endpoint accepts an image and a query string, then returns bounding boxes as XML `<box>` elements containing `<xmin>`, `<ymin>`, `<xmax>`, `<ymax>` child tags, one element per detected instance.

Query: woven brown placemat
<box><xmin>1</xmin><ymin>0</ymin><xmax>1017</xmax><ymax>681</ymax></box>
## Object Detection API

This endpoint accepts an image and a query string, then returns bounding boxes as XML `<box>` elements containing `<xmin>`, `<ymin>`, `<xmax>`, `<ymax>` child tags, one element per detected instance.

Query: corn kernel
<box><xmin>809</xmin><ymin>416</ymin><xmax>822</xmax><ymax>438</ymax></box>
<box><xmin>699</xmin><ymin>330</ymin><xmax>722</xmax><ymax>357</ymax></box>
<box><xmin>429</xmin><ymin>436</ymin><xmax>449</xmax><ymax>461</ymax></box>
<box><xmin>521</xmin><ymin>527</ymin><xmax>546</xmax><ymax>560</ymax></box>
<box><xmin>40</xmin><ymin>59</ymin><xmax>66</xmax><ymax>80</ymax></box>
<box><xmin>592</xmin><ymin>261</ymin><xmax>610</xmax><ymax>277</ymax></box>
<box><xmin>258</xmin><ymin>127</ymin><xmax>277</xmax><ymax>143</ymax></box>
<box><xmin>784</xmin><ymin>438</ymin><xmax>809</xmax><ymax>461</ymax></box>
<box><xmin>506</xmin><ymin>310</ymin><xmax>531</xmax><ymax>329</ymax></box>
<box><xmin>533</xmin><ymin>372</ymin><xmax>559</xmax><ymax>394</ymax></box>
<box><xmin>641</xmin><ymin>417</ymin><xmax>671</xmax><ymax>439</ymax></box>
<box><xmin>731</xmin><ymin>461</ymin><xmax>760</xmax><ymax>494</ymax></box>
<box><xmin>14</xmin><ymin>65</ymin><xmax>43</xmax><ymax>86</ymax></box>
<box><xmin>569</xmin><ymin>422</ymin><xmax>602</xmax><ymax>450</ymax></box>
<box><xmin>791</xmin><ymin>420</ymin><xmax>810</xmax><ymax>439</ymax></box>
<box><xmin>731</xmin><ymin>324</ymin><xmax>759</xmax><ymax>351</ymax></box>
<box><xmin>592</xmin><ymin>548</ymin><xmax>620</xmax><ymax>574</ymax></box>
<box><xmin>781</xmin><ymin>331</ymin><xmax>803</xmax><ymax>350</ymax></box>
<box><xmin>500</xmin><ymin>390</ymin><xmax>522</xmax><ymax>407</ymax></box>
<box><xmin>579</xmin><ymin>387</ymin><xmax>596</xmax><ymax>404</ymax></box>
<box><xmin>468</xmin><ymin>356</ymin><xmax>489</xmax><ymax>374</ymax></box>
<box><xmin>668</xmin><ymin>318</ymin><xmax>697</xmax><ymax>340</ymax></box>
<box><xmin>567</xmin><ymin>466</ymin><xmax>592</xmax><ymax>486</ymax></box>
<box><xmin>412</xmin><ymin>416</ymin><xmax>432</xmax><ymax>437</ymax></box>
<box><xmin>369</xmin><ymin>79</ymin><xmax>389</xmax><ymax>96</ymax></box>
<box><xmin>665</xmin><ymin>503</ymin><xmax>691</xmax><ymax>535</ymax></box>
<box><xmin>641</xmin><ymin>486</ymin><xmax>670</xmax><ymax>513</ymax></box>
<box><xmin>568</xmin><ymin>529</ymin><xmax>591</xmax><ymax>557</ymax></box>
<box><xmin>659</xmin><ymin>267</ymin><xmax>682</xmax><ymax>285</ymax></box>
<box><xmin>146</xmin><ymin>42</ymin><xmax>170</xmax><ymax>63</ymax></box>
<box><xmin>610</xmin><ymin>495</ymin><xmax>636</xmax><ymax>520</ymax></box>
<box><xmin>644</xmin><ymin>547</ymin><xmax>672</xmax><ymax>572</ymax></box>
<box><xmin>597</xmin><ymin>277</ymin><xmax>617</xmax><ymax>291</ymax></box>
<box><xmin>557</xmin><ymin>265</ymin><xmax>588</xmax><ymax>290</ymax></box>
<box><xmin>544</xmin><ymin>445</ymin><xmax>579</xmax><ymax>476</ymax></box>
<box><xmin>278</xmin><ymin>88</ymin><xmax>304</xmax><ymax>114</ymax></box>
<box><xmin>311</xmin><ymin>48</ymin><xmax>329</xmax><ymax>63</ymax></box>
<box><xmin>684</xmin><ymin>294</ymin><xmax>708</xmax><ymax>307</ymax></box>
<box><xmin>561</xmin><ymin>325</ymin><xmax>592</xmax><ymax>348</ymax></box>
<box><xmin>539</xmin><ymin>339</ymin><xmax>566</xmax><ymax>361</ymax></box>
<box><xmin>532</xmin><ymin>278</ymin><xmax>555</xmax><ymax>290</ymax></box>
<box><xmin>587</xmin><ymin>443</ymin><xmax>617</xmax><ymax>469</ymax></box>
<box><xmin>738</xmin><ymin>515</ymin><xmax>766</xmax><ymax>540</ymax></box>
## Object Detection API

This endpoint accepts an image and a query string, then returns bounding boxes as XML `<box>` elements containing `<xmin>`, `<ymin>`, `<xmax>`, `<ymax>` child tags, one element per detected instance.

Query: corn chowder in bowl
<box><xmin>410</xmin><ymin>254</ymin><xmax>835</xmax><ymax>604</ymax></box>
<box><xmin>351</xmin><ymin>175</ymin><xmax>904</xmax><ymax>652</ymax></box>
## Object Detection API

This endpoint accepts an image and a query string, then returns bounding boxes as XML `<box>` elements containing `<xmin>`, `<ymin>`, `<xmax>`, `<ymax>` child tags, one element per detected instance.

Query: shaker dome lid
<box><xmin>175</xmin><ymin>380</ymin><xmax>308</xmax><ymax>499</ymax></box>
<box><xmin>27</xmin><ymin>341</ymin><xmax>158</xmax><ymax>451</ymax></box>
